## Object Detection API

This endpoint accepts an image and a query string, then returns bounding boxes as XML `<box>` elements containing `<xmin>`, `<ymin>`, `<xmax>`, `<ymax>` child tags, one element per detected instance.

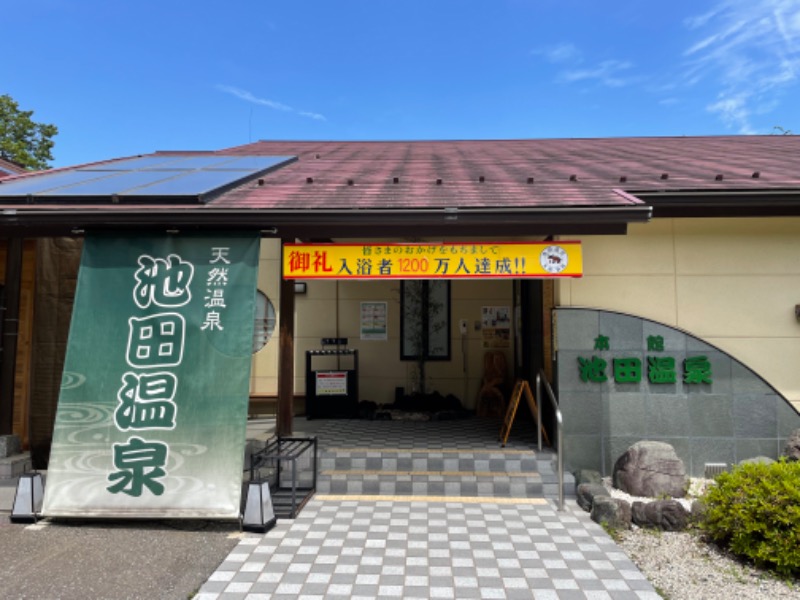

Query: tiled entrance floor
<box><xmin>197</xmin><ymin>495</ymin><xmax>659</xmax><ymax>600</ymax></box>
<box><xmin>247</xmin><ymin>416</ymin><xmax>574</xmax><ymax>501</ymax></box>
<box><xmin>290</xmin><ymin>416</ymin><xmax>543</xmax><ymax>450</ymax></box>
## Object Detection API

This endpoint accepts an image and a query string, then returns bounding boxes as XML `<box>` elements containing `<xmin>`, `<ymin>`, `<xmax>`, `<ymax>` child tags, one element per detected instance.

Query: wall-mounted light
<box><xmin>295</xmin><ymin>282</ymin><xmax>307</xmax><ymax>294</ymax></box>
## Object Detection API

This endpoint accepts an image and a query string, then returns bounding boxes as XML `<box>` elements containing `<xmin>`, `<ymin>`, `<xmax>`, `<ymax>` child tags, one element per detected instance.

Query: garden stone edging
<box><xmin>631</xmin><ymin>499</ymin><xmax>689</xmax><ymax>531</ymax></box>
<box><xmin>576</xmin><ymin>482</ymin><xmax>609</xmax><ymax>512</ymax></box>
<box><xmin>576</xmin><ymin>469</ymin><xmax>604</xmax><ymax>486</ymax></box>
<box><xmin>590</xmin><ymin>496</ymin><xmax>632</xmax><ymax>530</ymax></box>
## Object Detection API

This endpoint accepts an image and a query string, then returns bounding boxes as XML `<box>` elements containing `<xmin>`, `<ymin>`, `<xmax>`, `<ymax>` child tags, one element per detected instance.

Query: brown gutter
<box><xmin>0</xmin><ymin>205</ymin><xmax>653</xmax><ymax>237</ymax></box>
<box><xmin>630</xmin><ymin>189</ymin><xmax>800</xmax><ymax>218</ymax></box>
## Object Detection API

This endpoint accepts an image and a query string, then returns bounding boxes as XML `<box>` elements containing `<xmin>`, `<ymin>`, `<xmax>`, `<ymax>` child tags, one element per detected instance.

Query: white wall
<box><xmin>558</xmin><ymin>217</ymin><xmax>800</xmax><ymax>409</ymax></box>
<box><xmin>251</xmin><ymin>239</ymin><xmax>514</xmax><ymax>410</ymax></box>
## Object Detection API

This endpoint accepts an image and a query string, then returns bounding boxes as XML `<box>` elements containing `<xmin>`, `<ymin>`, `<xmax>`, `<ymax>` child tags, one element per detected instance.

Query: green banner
<box><xmin>42</xmin><ymin>233</ymin><xmax>259</xmax><ymax>518</ymax></box>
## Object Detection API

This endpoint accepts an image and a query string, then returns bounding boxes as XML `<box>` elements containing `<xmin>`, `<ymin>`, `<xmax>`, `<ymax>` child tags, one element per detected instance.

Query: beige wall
<box><xmin>558</xmin><ymin>217</ymin><xmax>800</xmax><ymax>409</ymax></box>
<box><xmin>251</xmin><ymin>240</ymin><xmax>514</xmax><ymax>410</ymax></box>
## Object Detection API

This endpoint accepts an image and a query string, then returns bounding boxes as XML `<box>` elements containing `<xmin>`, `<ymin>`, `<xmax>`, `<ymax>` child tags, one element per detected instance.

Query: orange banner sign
<box><xmin>283</xmin><ymin>242</ymin><xmax>582</xmax><ymax>279</ymax></box>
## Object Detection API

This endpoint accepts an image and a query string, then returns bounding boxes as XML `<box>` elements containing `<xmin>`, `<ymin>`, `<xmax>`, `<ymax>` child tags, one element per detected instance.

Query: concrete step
<box><xmin>0</xmin><ymin>453</ymin><xmax>32</xmax><ymax>480</ymax></box>
<box><xmin>319</xmin><ymin>448</ymin><xmax>539</xmax><ymax>473</ymax></box>
<box><xmin>317</xmin><ymin>470</ymin><xmax>543</xmax><ymax>497</ymax></box>
<box><xmin>314</xmin><ymin>447</ymin><xmax>574</xmax><ymax>501</ymax></box>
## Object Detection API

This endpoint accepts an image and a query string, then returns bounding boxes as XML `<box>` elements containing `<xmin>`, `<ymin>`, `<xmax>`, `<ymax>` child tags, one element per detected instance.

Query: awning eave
<box><xmin>0</xmin><ymin>204</ymin><xmax>652</xmax><ymax>238</ymax></box>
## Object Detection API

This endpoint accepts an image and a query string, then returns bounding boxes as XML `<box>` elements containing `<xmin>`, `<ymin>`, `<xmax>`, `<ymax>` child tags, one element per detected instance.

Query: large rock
<box><xmin>631</xmin><ymin>499</ymin><xmax>689</xmax><ymax>531</ymax></box>
<box><xmin>576</xmin><ymin>483</ymin><xmax>609</xmax><ymax>512</ymax></box>
<box><xmin>783</xmin><ymin>428</ymin><xmax>800</xmax><ymax>462</ymax></box>
<box><xmin>613</xmin><ymin>441</ymin><xmax>688</xmax><ymax>498</ymax></box>
<box><xmin>590</xmin><ymin>497</ymin><xmax>631</xmax><ymax>530</ymax></box>
<box><xmin>576</xmin><ymin>469</ymin><xmax>604</xmax><ymax>487</ymax></box>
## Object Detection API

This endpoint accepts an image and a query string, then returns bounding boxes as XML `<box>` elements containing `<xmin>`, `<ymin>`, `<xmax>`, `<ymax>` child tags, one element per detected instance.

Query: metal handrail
<box><xmin>535</xmin><ymin>370</ymin><xmax>564</xmax><ymax>511</ymax></box>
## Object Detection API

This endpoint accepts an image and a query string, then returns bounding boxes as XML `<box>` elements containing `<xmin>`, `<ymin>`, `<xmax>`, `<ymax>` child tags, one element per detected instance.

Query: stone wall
<box><xmin>556</xmin><ymin>308</ymin><xmax>800</xmax><ymax>477</ymax></box>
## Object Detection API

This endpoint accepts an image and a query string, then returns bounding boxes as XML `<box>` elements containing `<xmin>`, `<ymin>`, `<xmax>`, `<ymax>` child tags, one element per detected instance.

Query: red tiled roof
<box><xmin>1</xmin><ymin>136</ymin><xmax>800</xmax><ymax>237</ymax></box>
<box><xmin>210</xmin><ymin>137</ymin><xmax>800</xmax><ymax>210</ymax></box>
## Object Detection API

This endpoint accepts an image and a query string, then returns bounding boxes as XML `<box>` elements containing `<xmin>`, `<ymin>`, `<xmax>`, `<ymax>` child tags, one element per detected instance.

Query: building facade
<box><xmin>1</xmin><ymin>137</ymin><xmax>799</xmax><ymax>475</ymax></box>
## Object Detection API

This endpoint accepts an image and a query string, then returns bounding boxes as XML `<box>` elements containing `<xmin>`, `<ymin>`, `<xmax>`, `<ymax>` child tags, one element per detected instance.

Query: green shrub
<box><xmin>700</xmin><ymin>459</ymin><xmax>800</xmax><ymax>577</ymax></box>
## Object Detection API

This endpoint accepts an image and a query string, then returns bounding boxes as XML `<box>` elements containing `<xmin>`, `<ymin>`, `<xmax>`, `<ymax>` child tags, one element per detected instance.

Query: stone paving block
<box><xmin>204</xmin><ymin>484</ymin><xmax>657</xmax><ymax>600</ymax></box>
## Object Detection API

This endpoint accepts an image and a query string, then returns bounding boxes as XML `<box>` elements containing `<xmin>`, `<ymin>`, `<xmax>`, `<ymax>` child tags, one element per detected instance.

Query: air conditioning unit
<box><xmin>704</xmin><ymin>463</ymin><xmax>729</xmax><ymax>479</ymax></box>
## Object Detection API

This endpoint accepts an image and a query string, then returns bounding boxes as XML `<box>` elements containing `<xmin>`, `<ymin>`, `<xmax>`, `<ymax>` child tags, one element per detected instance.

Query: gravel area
<box><xmin>616</xmin><ymin>527</ymin><xmax>798</xmax><ymax>600</ymax></box>
<box><xmin>599</xmin><ymin>476</ymin><xmax>799</xmax><ymax>600</ymax></box>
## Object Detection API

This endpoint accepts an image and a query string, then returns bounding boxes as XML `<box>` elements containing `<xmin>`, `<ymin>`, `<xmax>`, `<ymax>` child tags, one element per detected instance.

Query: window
<box><xmin>400</xmin><ymin>280</ymin><xmax>450</xmax><ymax>360</ymax></box>
<box><xmin>252</xmin><ymin>290</ymin><xmax>276</xmax><ymax>353</ymax></box>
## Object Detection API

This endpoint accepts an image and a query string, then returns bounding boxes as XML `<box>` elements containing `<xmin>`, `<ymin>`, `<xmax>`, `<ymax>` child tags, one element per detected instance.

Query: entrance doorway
<box><xmin>513</xmin><ymin>279</ymin><xmax>556</xmax><ymax>443</ymax></box>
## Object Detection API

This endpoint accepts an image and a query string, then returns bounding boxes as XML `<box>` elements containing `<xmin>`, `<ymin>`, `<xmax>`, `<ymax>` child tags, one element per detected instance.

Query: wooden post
<box><xmin>0</xmin><ymin>237</ymin><xmax>23</xmax><ymax>435</ymax></box>
<box><xmin>277</xmin><ymin>247</ymin><xmax>295</xmax><ymax>437</ymax></box>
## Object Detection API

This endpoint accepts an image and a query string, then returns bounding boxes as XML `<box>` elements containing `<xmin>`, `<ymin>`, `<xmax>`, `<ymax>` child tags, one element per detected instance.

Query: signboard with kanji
<box><xmin>577</xmin><ymin>334</ymin><xmax>713</xmax><ymax>385</ymax></box>
<box><xmin>315</xmin><ymin>371</ymin><xmax>348</xmax><ymax>396</ymax></box>
<box><xmin>42</xmin><ymin>233</ymin><xmax>259</xmax><ymax>519</ymax></box>
<box><xmin>283</xmin><ymin>241</ymin><xmax>583</xmax><ymax>279</ymax></box>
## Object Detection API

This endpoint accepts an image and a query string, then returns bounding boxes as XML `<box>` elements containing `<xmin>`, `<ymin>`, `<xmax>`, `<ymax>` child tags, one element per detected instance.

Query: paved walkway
<box><xmin>196</xmin><ymin>495</ymin><xmax>660</xmax><ymax>600</ymax></box>
<box><xmin>1</xmin><ymin>418</ymin><xmax>661</xmax><ymax>599</ymax></box>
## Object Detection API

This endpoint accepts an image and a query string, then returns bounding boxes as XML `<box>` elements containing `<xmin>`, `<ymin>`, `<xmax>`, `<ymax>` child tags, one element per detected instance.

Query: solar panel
<box><xmin>145</xmin><ymin>156</ymin><xmax>244</xmax><ymax>170</ymax></box>
<box><xmin>0</xmin><ymin>169</ymin><xmax>115</xmax><ymax>195</ymax></box>
<box><xmin>120</xmin><ymin>169</ymin><xmax>267</xmax><ymax>197</ymax></box>
<box><xmin>81</xmin><ymin>155</ymin><xmax>288</xmax><ymax>172</ymax></box>
<box><xmin>39</xmin><ymin>170</ymin><xmax>175</xmax><ymax>196</ymax></box>
<box><xmin>0</xmin><ymin>154</ymin><xmax>296</xmax><ymax>203</ymax></box>
<box><xmin>214</xmin><ymin>156</ymin><xmax>292</xmax><ymax>171</ymax></box>
<box><xmin>80</xmin><ymin>156</ymin><xmax>191</xmax><ymax>171</ymax></box>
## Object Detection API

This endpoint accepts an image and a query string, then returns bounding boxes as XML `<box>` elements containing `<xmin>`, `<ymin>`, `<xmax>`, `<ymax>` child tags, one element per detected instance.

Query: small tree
<box><xmin>0</xmin><ymin>94</ymin><xmax>58</xmax><ymax>170</ymax></box>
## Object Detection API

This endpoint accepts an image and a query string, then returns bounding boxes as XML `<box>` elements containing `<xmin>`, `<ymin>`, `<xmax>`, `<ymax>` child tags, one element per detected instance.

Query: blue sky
<box><xmin>6</xmin><ymin>0</ymin><xmax>800</xmax><ymax>167</ymax></box>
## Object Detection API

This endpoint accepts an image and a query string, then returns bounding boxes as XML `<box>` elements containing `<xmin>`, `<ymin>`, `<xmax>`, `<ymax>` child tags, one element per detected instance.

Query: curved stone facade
<box><xmin>555</xmin><ymin>308</ymin><xmax>800</xmax><ymax>477</ymax></box>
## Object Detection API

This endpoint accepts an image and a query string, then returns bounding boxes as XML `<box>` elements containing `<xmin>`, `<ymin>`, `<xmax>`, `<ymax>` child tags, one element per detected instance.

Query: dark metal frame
<box><xmin>248</xmin><ymin>436</ymin><xmax>317</xmax><ymax>519</ymax></box>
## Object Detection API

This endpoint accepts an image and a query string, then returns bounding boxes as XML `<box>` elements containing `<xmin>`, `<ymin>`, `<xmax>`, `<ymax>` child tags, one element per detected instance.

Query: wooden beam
<box><xmin>277</xmin><ymin>243</ymin><xmax>296</xmax><ymax>436</ymax></box>
<box><xmin>1</xmin><ymin>237</ymin><xmax>23</xmax><ymax>435</ymax></box>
